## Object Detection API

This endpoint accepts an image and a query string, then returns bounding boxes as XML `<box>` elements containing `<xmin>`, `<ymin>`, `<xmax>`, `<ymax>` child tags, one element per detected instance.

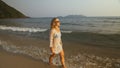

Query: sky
<box><xmin>3</xmin><ymin>0</ymin><xmax>120</xmax><ymax>17</ymax></box>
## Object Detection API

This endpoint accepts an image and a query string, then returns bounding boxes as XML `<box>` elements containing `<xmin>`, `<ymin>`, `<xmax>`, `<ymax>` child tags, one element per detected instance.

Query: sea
<box><xmin>1</xmin><ymin>17</ymin><xmax>120</xmax><ymax>34</ymax></box>
<box><xmin>0</xmin><ymin>17</ymin><xmax>120</xmax><ymax>68</ymax></box>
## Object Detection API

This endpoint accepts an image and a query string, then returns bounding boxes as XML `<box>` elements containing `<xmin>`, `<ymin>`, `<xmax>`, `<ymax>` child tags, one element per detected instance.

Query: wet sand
<box><xmin>0</xmin><ymin>32</ymin><xmax>58</xmax><ymax>68</ymax></box>
<box><xmin>0</xmin><ymin>50</ymin><xmax>50</xmax><ymax>68</ymax></box>
<box><xmin>0</xmin><ymin>32</ymin><xmax>120</xmax><ymax>68</ymax></box>
<box><xmin>0</xmin><ymin>32</ymin><xmax>120</xmax><ymax>58</ymax></box>
<box><xmin>0</xmin><ymin>32</ymin><xmax>61</xmax><ymax>68</ymax></box>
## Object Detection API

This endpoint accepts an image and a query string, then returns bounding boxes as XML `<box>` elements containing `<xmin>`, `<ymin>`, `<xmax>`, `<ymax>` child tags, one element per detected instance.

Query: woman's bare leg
<box><xmin>59</xmin><ymin>50</ymin><xmax>66</xmax><ymax>68</ymax></box>
<box><xmin>49</xmin><ymin>53</ymin><xmax>55</xmax><ymax>65</ymax></box>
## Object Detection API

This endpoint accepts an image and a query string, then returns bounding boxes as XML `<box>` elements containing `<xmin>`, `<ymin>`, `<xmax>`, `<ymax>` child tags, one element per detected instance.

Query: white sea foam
<box><xmin>61</xmin><ymin>30</ymin><xmax>72</xmax><ymax>33</ymax></box>
<box><xmin>0</xmin><ymin>26</ymin><xmax>73</xmax><ymax>34</ymax></box>
<box><xmin>0</xmin><ymin>26</ymin><xmax>47</xmax><ymax>32</ymax></box>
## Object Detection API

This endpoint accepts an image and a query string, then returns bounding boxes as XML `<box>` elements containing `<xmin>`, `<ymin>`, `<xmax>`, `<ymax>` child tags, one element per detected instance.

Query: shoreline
<box><xmin>0</xmin><ymin>31</ymin><xmax>120</xmax><ymax>58</ymax></box>
<box><xmin>0</xmin><ymin>49</ymin><xmax>52</xmax><ymax>68</ymax></box>
<box><xmin>0</xmin><ymin>31</ymin><xmax>120</xmax><ymax>68</ymax></box>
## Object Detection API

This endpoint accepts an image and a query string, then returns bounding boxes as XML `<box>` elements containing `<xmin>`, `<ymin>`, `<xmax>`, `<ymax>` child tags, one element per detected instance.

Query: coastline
<box><xmin>0</xmin><ymin>31</ymin><xmax>47</xmax><ymax>68</ymax></box>
<box><xmin>0</xmin><ymin>50</ymin><xmax>51</xmax><ymax>68</ymax></box>
<box><xmin>0</xmin><ymin>32</ymin><xmax>59</xmax><ymax>68</ymax></box>
<box><xmin>0</xmin><ymin>31</ymin><xmax>120</xmax><ymax>68</ymax></box>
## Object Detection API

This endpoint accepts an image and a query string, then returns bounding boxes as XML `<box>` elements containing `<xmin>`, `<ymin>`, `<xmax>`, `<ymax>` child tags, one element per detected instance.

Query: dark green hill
<box><xmin>0</xmin><ymin>0</ymin><xmax>27</xmax><ymax>18</ymax></box>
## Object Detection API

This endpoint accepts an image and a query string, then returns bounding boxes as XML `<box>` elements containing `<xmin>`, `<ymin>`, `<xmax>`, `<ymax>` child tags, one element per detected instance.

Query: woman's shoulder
<box><xmin>51</xmin><ymin>28</ymin><xmax>60</xmax><ymax>33</ymax></box>
<box><xmin>50</xmin><ymin>28</ymin><xmax>56</xmax><ymax>32</ymax></box>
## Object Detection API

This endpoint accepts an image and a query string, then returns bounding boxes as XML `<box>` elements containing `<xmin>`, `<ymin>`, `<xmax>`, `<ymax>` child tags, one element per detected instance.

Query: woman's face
<box><xmin>55</xmin><ymin>19</ymin><xmax>60</xmax><ymax>27</ymax></box>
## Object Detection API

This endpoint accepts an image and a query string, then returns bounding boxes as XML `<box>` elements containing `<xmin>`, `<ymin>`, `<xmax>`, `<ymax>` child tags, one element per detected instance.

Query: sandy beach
<box><xmin>0</xmin><ymin>50</ymin><xmax>51</xmax><ymax>68</ymax></box>
<box><xmin>0</xmin><ymin>32</ymin><xmax>61</xmax><ymax>68</ymax></box>
<box><xmin>0</xmin><ymin>31</ymin><xmax>120</xmax><ymax>68</ymax></box>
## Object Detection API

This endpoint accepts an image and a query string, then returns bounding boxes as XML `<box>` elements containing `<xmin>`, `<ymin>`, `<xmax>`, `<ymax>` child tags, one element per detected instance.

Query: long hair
<box><xmin>50</xmin><ymin>17</ymin><xmax>59</xmax><ymax>29</ymax></box>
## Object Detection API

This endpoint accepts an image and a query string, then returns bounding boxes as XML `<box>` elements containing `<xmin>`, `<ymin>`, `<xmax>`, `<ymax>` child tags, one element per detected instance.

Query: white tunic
<box><xmin>50</xmin><ymin>29</ymin><xmax>63</xmax><ymax>54</ymax></box>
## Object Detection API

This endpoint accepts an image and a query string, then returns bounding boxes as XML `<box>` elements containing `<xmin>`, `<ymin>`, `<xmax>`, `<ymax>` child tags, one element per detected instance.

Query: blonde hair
<box><xmin>50</xmin><ymin>17</ymin><xmax>60</xmax><ymax>29</ymax></box>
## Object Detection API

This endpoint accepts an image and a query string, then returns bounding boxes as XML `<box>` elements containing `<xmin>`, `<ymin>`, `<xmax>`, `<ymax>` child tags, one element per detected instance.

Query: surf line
<box><xmin>0</xmin><ymin>26</ymin><xmax>47</xmax><ymax>32</ymax></box>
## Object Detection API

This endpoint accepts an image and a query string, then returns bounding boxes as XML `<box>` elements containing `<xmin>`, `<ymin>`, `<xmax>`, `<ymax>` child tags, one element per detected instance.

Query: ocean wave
<box><xmin>0</xmin><ymin>26</ymin><xmax>47</xmax><ymax>32</ymax></box>
<box><xmin>0</xmin><ymin>26</ymin><xmax>73</xmax><ymax>34</ymax></box>
<box><xmin>61</xmin><ymin>30</ymin><xmax>72</xmax><ymax>33</ymax></box>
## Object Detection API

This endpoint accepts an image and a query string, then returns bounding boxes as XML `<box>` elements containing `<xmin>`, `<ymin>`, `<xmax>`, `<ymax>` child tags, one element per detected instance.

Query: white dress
<box><xmin>50</xmin><ymin>29</ymin><xmax>63</xmax><ymax>54</ymax></box>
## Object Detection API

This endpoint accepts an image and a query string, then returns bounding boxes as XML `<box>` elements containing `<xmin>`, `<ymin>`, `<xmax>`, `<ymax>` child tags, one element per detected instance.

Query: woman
<box><xmin>49</xmin><ymin>18</ymin><xmax>66</xmax><ymax>68</ymax></box>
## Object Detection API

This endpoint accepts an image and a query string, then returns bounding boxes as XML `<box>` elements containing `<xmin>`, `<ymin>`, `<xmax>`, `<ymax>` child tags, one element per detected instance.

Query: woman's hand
<box><xmin>50</xmin><ymin>47</ymin><xmax>54</xmax><ymax>53</ymax></box>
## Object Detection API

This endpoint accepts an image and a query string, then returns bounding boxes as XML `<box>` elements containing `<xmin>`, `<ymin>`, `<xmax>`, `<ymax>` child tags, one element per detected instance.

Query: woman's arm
<box><xmin>60</xmin><ymin>31</ymin><xmax>63</xmax><ymax>46</ymax></box>
<box><xmin>50</xmin><ymin>29</ymin><xmax>54</xmax><ymax>47</ymax></box>
<box><xmin>50</xmin><ymin>29</ymin><xmax>55</xmax><ymax>53</ymax></box>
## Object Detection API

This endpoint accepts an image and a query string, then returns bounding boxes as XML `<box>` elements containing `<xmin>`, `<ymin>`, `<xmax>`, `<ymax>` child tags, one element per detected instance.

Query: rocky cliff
<box><xmin>0</xmin><ymin>0</ymin><xmax>27</xmax><ymax>18</ymax></box>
